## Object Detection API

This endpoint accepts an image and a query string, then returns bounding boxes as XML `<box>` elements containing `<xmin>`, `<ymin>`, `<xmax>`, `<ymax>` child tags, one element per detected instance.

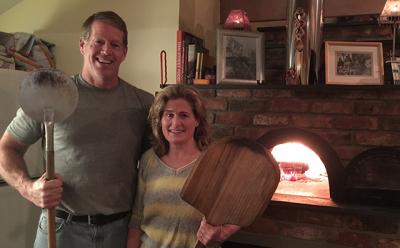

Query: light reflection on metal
<box><xmin>286</xmin><ymin>0</ymin><xmax>324</xmax><ymax>85</ymax></box>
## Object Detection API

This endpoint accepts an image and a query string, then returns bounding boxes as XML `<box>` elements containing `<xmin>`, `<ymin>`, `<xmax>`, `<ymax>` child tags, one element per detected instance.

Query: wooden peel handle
<box><xmin>46</xmin><ymin>150</ymin><xmax>56</xmax><ymax>248</ymax></box>
<box><xmin>45</xmin><ymin>118</ymin><xmax>56</xmax><ymax>248</ymax></box>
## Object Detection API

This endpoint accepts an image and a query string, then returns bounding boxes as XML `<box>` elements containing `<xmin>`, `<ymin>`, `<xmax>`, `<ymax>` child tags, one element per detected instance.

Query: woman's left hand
<box><xmin>196</xmin><ymin>217</ymin><xmax>241</xmax><ymax>247</ymax></box>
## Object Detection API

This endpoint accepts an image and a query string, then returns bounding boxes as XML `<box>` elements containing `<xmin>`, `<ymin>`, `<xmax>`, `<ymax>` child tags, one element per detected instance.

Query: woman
<box><xmin>127</xmin><ymin>85</ymin><xmax>240</xmax><ymax>247</ymax></box>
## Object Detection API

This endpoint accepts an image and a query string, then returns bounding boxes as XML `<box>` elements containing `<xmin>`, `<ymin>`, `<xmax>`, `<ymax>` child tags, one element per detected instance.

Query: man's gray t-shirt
<box><xmin>7</xmin><ymin>74</ymin><xmax>154</xmax><ymax>215</ymax></box>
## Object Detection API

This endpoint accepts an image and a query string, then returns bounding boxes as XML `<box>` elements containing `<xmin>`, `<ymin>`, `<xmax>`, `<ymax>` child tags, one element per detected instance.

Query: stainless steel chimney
<box><xmin>286</xmin><ymin>0</ymin><xmax>324</xmax><ymax>85</ymax></box>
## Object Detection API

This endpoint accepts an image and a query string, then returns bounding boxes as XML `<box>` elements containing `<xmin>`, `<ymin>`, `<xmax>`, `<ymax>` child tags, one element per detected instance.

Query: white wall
<box><xmin>0</xmin><ymin>0</ymin><xmax>180</xmax><ymax>95</ymax></box>
<box><xmin>0</xmin><ymin>186</ymin><xmax>39</xmax><ymax>248</ymax></box>
<box><xmin>179</xmin><ymin>0</ymin><xmax>220</xmax><ymax>57</ymax></box>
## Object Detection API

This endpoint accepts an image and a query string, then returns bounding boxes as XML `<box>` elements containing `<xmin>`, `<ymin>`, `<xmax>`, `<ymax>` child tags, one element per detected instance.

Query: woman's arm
<box><xmin>196</xmin><ymin>217</ymin><xmax>241</xmax><ymax>247</ymax></box>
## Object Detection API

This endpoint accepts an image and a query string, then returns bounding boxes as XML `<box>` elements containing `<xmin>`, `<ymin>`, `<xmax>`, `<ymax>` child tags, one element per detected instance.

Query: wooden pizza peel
<box><xmin>180</xmin><ymin>137</ymin><xmax>280</xmax><ymax>247</ymax></box>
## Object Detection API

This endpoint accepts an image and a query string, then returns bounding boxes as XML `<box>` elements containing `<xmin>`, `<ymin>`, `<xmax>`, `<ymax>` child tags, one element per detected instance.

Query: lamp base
<box><xmin>388</xmin><ymin>57</ymin><xmax>400</xmax><ymax>85</ymax></box>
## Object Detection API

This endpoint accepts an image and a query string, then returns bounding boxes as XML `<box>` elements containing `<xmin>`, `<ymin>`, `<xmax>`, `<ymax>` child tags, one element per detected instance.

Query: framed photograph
<box><xmin>325</xmin><ymin>41</ymin><xmax>384</xmax><ymax>85</ymax></box>
<box><xmin>216</xmin><ymin>29</ymin><xmax>265</xmax><ymax>84</ymax></box>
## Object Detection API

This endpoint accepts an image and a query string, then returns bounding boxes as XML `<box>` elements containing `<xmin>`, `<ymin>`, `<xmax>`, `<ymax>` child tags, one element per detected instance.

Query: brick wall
<box><xmin>197</xmin><ymin>85</ymin><xmax>400</xmax><ymax>248</ymax></box>
<box><xmin>199</xmin><ymin>86</ymin><xmax>400</xmax><ymax>166</ymax></box>
<box><xmin>242</xmin><ymin>201</ymin><xmax>400</xmax><ymax>248</ymax></box>
<box><xmin>205</xmin><ymin>15</ymin><xmax>400</xmax><ymax>248</ymax></box>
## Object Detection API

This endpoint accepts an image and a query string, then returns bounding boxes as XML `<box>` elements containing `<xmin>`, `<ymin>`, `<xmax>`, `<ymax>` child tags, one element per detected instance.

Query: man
<box><xmin>0</xmin><ymin>11</ymin><xmax>153</xmax><ymax>247</ymax></box>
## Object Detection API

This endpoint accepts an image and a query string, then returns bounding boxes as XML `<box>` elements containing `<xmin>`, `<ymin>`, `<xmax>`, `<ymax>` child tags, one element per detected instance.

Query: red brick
<box><xmin>253</xmin><ymin>114</ymin><xmax>290</xmax><ymax>126</ymax></box>
<box><xmin>204</xmin><ymin>98</ymin><xmax>227</xmax><ymax>110</ymax></box>
<box><xmin>299</xmin><ymin>210</ymin><xmax>345</xmax><ymax>228</ymax></box>
<box><xmin>310</xmin><ymin>101</ymin><xmax>354</xmax><ymax>114</ymax></box>
<box><xmin>206</xmin><ymin>112</ymin><xmax>215</xmax><ymax>124</ymax></box>
<box><xmin>355</xmin><ymin>131</ymin><xmax>400</xmax><ymax>146</ymax></box>
<box><xmin>210</xmin><ymin>125</ymin><xmax>234</xmax><ymax>139</ymax></box>
<box><xmin>246</xmin><ymin>217</ymin><xmax>280</xmax><ymax>235</ymax></box>
<box><xmin>353</xmin><ymin>101</ymin><xmax>400</xmax><ymax>115</ymax></box>
<box><xmin>229</xmin><ymin>99</ymin><xmax>270</xmax><ymax>112</ymax></box>
<box><xmin>312</xmin><ymin>129</ymin><xmax>352</xmax><ymax>145</ymax></box>
<box><xmin>197</xmin><ymin>89</ymin><xmax>216</xmax><ymax>98</ymax></box>
<box><xmin>270</xmin><ymin>99</ymin><xmax>309</xmax><ymax>112</ymax></box>
<box><xmin>334</xmin><ymin>146</ymin><xmax>366</xmax><ymax>161</ymax></box>
<box><xmin>291</xmin><ymin>115</ymin><xmax>333</xmax><ymax>129</ymax></box>
<box><xmin>331</xmin><ymin>116</ymin><xmax>379</xmax><ymax>130</ymax></box>
<box><xmin>217</xmin><ymin>89</ymin><xmax>251</xmax><ymax>98</ymax></box>
<box><xmin>215</xmin><ymin>112</ymin><xmax>253</xmax><ymax>126</ymax></box>
<box><xmin>235</xmin><ymin>127</ymin><xmax>271</xmax><ymax>139</ymax></box>
<box><xmin>354</xmin><ymin>101</ymin><xmax>382</xmax><ymax>115</ymax></box>
<box><xmin>381</xmin><ymin>117</ymin><xmax>400</xmax><ymax>131</ymax></box>
<box><xmin>281</xmin><ymin>224</ymin><xmax>325</xmax><ymax>241</ymax></box>
<box><xmin>377</xmin><ymin>239</ymin><xmax>400</xmax><ymax>248</ymax></box>
<box><xmin>335</xmin><ymin>231</ymin><xmax>373</xmax><ymax>248</ymax></box>
<box><xmin>253</xmin><ymin>89</ymin><xmax>292</xmax><ymax>98</ymax></box>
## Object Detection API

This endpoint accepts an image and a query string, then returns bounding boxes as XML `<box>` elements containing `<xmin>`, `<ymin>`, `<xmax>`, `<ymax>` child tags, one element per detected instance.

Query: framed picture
<box><xmin>325</xmin><ymin>41</ymin><xmax>384</xmax><ymax>85</ymax></box>
<box><xmin>216</xmin><ymin>29</ymin><xmax>265</xmax><ymax>84</ymax></box>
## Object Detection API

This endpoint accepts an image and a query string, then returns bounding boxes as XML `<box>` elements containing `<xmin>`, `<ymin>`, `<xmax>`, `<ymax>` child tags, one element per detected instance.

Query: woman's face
<box><xmin>161</xmin><ymin>98</ymin><xmax>199</xmax><ymax>147</ymax></box>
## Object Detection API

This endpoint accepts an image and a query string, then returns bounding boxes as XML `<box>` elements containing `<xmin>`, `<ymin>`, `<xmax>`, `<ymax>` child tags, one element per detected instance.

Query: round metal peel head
<box><xmin>19</xmin><ymin>69</ymin><xmax>79</xmax><ymax>123</ymax></box>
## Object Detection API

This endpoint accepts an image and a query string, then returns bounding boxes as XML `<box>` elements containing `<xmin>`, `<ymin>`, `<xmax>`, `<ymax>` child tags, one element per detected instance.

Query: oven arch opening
<box><xmin>257</xmin><ymin>127</ymin><xmax>346</xmax><ymax>201</ymax></box>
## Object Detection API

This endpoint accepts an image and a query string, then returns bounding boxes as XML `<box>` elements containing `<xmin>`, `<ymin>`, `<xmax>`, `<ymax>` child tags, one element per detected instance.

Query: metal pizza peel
<box><xmin>18</xmin><ymin>68</ymin><xmax>78</xmax><ymax>248</ymax></box>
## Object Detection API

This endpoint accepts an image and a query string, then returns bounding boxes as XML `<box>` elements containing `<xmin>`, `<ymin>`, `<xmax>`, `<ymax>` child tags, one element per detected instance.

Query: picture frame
<box><xmin>216</xmin><ymin>29</ymin><xmax>265</xmax><ymax>84</ymax></box>
<box><xmin>324</xmin><ymin>41</ymin><xmax>384</xmax><ymax>85</ymax></box>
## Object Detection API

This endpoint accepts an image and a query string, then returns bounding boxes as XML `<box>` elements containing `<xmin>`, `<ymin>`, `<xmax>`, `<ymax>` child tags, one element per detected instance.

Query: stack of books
<box><xmin>176</xmin><ymin>30</ymin><xmax>210</xmax><ymax>84</ymax></box>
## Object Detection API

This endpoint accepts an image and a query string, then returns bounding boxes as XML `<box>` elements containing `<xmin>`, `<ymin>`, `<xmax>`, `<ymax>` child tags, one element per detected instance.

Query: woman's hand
<box><xmin>196</xmin><ymin>217</ymin><xmax>240</xmax><ymax>247</ymax></box>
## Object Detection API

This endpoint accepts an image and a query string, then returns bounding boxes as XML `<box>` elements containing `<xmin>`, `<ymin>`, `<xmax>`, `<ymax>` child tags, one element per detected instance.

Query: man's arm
<box><xmin>0</xmin><ymin>131</ymin><xmax>63</xmax><ymax>208</ymax></box>
<box><xmin>126</xmin><ymin>228</ymin><xmax>142</xmax><ymax>248</ymax></box>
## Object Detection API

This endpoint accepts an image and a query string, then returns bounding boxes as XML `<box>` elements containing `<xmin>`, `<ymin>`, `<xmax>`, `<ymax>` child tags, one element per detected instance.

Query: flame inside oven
<box><xmin>271</xmin><ymin>143</ymin><xmax>330</xmax><ymax>198</ymax></box>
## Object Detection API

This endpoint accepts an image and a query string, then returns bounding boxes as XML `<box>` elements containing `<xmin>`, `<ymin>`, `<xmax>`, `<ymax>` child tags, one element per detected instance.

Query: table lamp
<box><xmin>223</xmin><ymin>9</ymin><xmax>250</xmax><ymax>30</ymax></box>
<box><xmin>379</xmin><ymin>0</ymin><xmax>400</xmax><ymax>60</ymax></box>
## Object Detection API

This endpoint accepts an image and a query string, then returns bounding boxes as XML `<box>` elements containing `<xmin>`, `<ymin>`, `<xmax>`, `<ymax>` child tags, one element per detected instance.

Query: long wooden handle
<box><xmin>47</xmin><ymin>208</ymin><xmax>56</xmax><ymax>248</ymax></box>
<box><xmin>45</xmin><ymin>116</ymin><xmax>56</xmax><ymax>248</ymax></box>
<box><xmin>46</xmin><ymin>149</ymin><xmax>56</xmax><ymax>248</ymax></box>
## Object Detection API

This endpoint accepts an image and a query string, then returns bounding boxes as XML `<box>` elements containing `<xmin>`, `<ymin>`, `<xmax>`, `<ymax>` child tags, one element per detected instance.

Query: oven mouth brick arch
<box><xmin>257</xmin><ymin>127</ymin><xmax>346</xmax><ymax>201</ymax></box>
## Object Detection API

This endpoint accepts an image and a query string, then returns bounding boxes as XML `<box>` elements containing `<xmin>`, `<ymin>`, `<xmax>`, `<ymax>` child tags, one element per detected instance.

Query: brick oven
<box><xmin>192</xmin><ymin>15</ymin><xmax>400</xmax><ymax>248</ymax></box>
<box><xmin>197</xmin><ymin>85</ymin><xmax>400</xmax><ymax>248</ymax></box>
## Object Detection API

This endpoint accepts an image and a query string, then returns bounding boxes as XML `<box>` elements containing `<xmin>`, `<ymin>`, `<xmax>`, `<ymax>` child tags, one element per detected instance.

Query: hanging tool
<box><xmin>160</xmin><ymin>50</ymin><xmax>167</xmax><ymax>88</ymax></box>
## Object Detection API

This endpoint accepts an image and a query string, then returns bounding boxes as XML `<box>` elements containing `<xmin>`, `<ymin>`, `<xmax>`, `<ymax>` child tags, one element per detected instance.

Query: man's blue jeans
<box><xmin>33</xmin><ymin>211</ymin><xmax>130</xmax><ymax>248</ymax></box>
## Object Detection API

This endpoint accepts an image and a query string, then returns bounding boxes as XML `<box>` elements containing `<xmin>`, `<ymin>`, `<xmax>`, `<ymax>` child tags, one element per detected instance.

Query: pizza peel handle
<box><xmin>180</xmin><ymin>137</ymin><xmax>280</xmax><ymax>247</ymax></box>
<box><xmin>18</xmin><ymin>68</ymin><xmax>79</xmax><ymax>248</ymax></box>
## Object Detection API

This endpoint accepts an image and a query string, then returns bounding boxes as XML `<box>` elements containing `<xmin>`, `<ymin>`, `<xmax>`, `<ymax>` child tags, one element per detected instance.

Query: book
<box><xmin>176</xmin><ymin>30</ymin><xmax>205</xmax><ymax>84</ymax></box>
<box><xmin>176</xmin><ymin>30</ymin><xmax>184</xmax><ymax>84</ymax></box>
<box><xmin>186</xmin><ymin>43</ymin><xmax>197</xmax><ymax>84</ymax></box>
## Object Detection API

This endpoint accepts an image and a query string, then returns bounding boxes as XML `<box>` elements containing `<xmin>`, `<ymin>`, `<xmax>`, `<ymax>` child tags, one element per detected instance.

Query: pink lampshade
<box><xmin>224</xmin><ymin>9</ymin><xmax>250</xmax><ymax>30</ymax></box>
<box><xmin>380</xmin><ymin>0</ymin><xmax>400</xmax><ymax>22</ymax></box>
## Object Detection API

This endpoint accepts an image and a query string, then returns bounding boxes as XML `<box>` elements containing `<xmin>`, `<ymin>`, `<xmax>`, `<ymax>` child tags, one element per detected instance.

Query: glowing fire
<box><xmin>270</xmin><ymin>142</ymin><xmax>330</xmax><ymax>198</ymax></box>
<box><xmin>271</xmin><ymin>142</ymin><xmax>327</xmax><ymax>180</ymax></box>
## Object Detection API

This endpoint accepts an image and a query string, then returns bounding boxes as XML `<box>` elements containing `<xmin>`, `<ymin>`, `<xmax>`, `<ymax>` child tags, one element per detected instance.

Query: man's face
<box><xmin>79</xmin><ymin>20</ymin><xmax>127</xmax><ymax>86</ymax></box>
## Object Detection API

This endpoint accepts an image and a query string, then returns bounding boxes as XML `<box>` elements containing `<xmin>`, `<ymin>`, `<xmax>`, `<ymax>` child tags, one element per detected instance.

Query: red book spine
<box><xmin>176</xmin><ymin>30</ymin><xmax>184</xmax><ymax>84</ymax></box>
